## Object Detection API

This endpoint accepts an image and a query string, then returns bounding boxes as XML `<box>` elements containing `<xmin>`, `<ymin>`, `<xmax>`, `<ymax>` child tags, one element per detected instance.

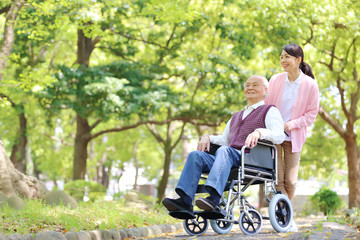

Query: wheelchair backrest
<box><xmin>243</xmin><ymin>144</ymin><xmax>274</xmax><ymax>170</ymax></box>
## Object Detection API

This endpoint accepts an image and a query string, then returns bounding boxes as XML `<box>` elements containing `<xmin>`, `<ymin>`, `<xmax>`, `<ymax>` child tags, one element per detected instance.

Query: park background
<box><xmin>0</xmin><ymin>0</ymin><xmax>359</xmax><ymax>223</ymax></box>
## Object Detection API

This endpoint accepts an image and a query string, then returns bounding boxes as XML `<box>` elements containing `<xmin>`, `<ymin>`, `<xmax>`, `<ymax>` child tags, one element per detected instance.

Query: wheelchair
<box><xmin>177</xmin><ymin>140</ymin><xmax>293</xmax><ymax>236</ymax></box>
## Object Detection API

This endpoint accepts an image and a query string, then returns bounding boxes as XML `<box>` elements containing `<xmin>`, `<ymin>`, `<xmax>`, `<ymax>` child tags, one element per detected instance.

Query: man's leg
<box><xmin>163</xmin><ymin>150</ymin><xmax>215</xmax><ymax>212</ymax></box>
<box><xmin>196</xmin><ymin>146</ymin><xmax>241</xmax><ymax>211</ymax></box>
<box><xmin>282</xmin><ymin>141</ymin><xmax>301</xmax><ymax>200</ymax></box>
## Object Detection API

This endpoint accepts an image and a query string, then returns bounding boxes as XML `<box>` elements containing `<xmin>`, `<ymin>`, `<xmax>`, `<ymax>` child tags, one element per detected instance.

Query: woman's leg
<box><xmin>276</xmin><ymin>143</ymin><xmax>287</xmax><ymax>196</ymax></box>
<box><xmin>282</xmin><ymin>141</ymin><xmax>301</xmax><ymax>200</ymax></box>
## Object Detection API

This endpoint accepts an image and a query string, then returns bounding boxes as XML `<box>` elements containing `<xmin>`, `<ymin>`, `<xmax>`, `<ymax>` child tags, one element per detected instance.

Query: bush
<box><xmin>1</xmin><ymin>196</ymin><xmax>26</xmax><ymax>210</ymax></box>
<box><xmin>64</xmin><ymin>180</ymin><xmax>106</xmax><ymax>202</ymax></box>
<box><xmin>42</xmin><ymin>190</ymin><xmax>78</xmax><ymax>208</ymax></box>
<box><xmin>310</xmin><ymin>187</ymin><xmax>343</xmax><ymax>216</ymax></box>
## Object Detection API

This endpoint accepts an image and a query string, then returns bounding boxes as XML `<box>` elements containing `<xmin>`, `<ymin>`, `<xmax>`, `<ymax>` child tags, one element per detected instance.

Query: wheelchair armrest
<box><xmin>257</xmin><ymin>139</ymin><xmax>276</xmax><ymax>147</ymax></box>
<box><xmin>206</xmin><ymin>143</ymin><xmax>222</xmax><ymax>156</ymax></box>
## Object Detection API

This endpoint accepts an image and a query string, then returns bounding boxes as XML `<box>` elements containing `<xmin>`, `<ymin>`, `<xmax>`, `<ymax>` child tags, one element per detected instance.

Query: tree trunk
<box><xmin>72</xmin><ymin>27</ymin><xmax>96</xmax><ymax>180</ymax></box>
<box><xmin>73</xmin><ymin>114</ymin><xmax>91</xmax><ymax>180</ymax></box>
<box><xmin>0</xmin><ymin>139</ymin><xmax>48</xmax><ymax>198</ymax></box>
<box><xmin>10</xmin><ymin>107</ymin><xmax>27</xmax><ymax>173</ymax></box>
<box><xmin>0</xmin><ymin>0</ymin><xmax>24</xmax><ymax>82</ymax></box>
<box><xmin>101</xmin><ymin>166</ymin><xmax>110</xmax><ymax>188</ymax></box>
<box><xmin>258</xmin><ymin>184</ymin><xmax>269</xmax><ymax>209</ymax></box>
<box><xmin>133</xmin><ymin>141</ymin><xmax>139</xmax><ymax>191</ymax></box>
<box><xmin>345</xmin><ymin>137</ymin><xmax>360</xmax><ymax>208</ymax></box>
<box><xmin>181</xmin><ymin>133</ymin><xmax>189</xmax><ymax>164</ymax></box>
<box><xmin>157</xmin><ymin>146</ymin><xmax>171</xmax><ymax>202</ymax></box>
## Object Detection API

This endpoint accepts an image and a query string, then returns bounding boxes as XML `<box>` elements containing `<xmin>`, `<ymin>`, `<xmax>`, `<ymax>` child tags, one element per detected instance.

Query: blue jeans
<box><xmin>175</xmin><ymin>146</ymin><xmax>241</xmax><ymax>201</ymax></box>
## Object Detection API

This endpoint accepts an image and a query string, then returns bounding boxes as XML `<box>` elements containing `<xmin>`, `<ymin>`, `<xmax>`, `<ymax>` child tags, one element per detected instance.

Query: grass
<box><xmin>0</xmin><ymin>198</ymin><xmax>178</xmax><ymax>236</ymax></box>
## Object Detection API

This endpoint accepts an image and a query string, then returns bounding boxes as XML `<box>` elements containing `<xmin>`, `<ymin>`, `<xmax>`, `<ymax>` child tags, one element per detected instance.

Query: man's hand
<box><xmin>284</xmin><ymin>122</ymin><xmax>291</xmax><ymax>132</ymax></box>
<box><xmin>245</xmin><ymin>130</ymin><xmax>261</xmax><ymax>148</ymax></box>
<box><xmin>197</xmin><ymin>135</ymin><xmax>210</xmax><ymax>152</ymax></box>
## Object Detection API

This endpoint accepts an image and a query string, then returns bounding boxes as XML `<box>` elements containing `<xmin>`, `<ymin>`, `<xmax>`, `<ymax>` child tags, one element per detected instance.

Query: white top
<box><xmin>209</xmin><ymin>101</ymin><xmax>285</xmax><ymax>146</ymax></box>
<box><xmin>280</xmin><ymin>71</ymin><xmax>302</xmax><ymax>140</ymax></box>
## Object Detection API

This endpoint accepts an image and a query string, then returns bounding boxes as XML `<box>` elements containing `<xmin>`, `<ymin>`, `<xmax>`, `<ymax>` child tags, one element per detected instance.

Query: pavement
<box><xmin>139</xmin><ymin>215</ymin><xmax>360</xmax><ymax>240</ymax></box>
<box><xmin>0</xmin><ymin>215</ymin><xmax>359</xmax><ymax>239</ymax></box>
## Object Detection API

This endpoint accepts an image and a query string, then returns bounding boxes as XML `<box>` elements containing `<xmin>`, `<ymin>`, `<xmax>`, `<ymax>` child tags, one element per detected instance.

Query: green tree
<box><xmin>304</xmin><ymin>0</ymin><xmax>360</xmax><ymax>208</ymax></box>
<box><xmin>0</xmin><ymin>0</ymin><xmax>48</xmax><ymax>198</ymax></box>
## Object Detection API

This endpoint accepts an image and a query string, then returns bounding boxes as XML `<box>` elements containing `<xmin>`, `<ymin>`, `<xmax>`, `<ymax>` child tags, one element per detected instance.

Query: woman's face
<box><xmin>280</xmin><ymin>50</ymin><xmax>301</xmax><ymax>73</ymax></box>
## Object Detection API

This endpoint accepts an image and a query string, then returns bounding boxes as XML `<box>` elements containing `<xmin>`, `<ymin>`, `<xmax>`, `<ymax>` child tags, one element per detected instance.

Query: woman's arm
<box><xmin>288</xmin><ymin>81</ymin><xmax>320</xmax><ymax>129</ymax></box>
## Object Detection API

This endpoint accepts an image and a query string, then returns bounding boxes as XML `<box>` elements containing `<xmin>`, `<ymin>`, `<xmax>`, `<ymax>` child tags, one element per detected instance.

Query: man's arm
<box><xmin>256</xmin><ymin>106</ymin><xmax>285</xmax><ymax>144</ymax></box>
<box><xmin>197</xmin><ymin>118</ymin><xmax>231</xmax><ymax>152</ymax></box>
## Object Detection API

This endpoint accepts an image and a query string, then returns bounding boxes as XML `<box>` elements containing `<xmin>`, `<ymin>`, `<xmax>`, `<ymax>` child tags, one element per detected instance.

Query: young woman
<box><xmin>265</xmin><ymin>43</ymin><xmax>319</xmax><ymax>230</ymax></box>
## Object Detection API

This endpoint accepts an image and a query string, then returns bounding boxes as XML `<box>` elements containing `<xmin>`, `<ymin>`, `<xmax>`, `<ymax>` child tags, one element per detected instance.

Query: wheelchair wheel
<box><xmin>268</xmin><ymin>193</ymin><xmax>293</xmax><ymax>232</ymax></box>
<box><xmin>183</xmin><ymin>214</ymin><xmax>208</xmax><ymax>236</ymax></box>
<box><xmin>239</xmin><ymin>209</ymin><xmax>262</xmax><ymax>235</ymax></box>
<box><xmin>209</xmin><ymin>208</ymin><xmax>234</xmax><ymax>234</ymax></box>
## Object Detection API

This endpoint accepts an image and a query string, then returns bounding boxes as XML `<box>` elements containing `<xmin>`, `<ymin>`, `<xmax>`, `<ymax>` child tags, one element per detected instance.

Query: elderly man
<box><xmin>162</xmin><ymin>75</ymin><xmax>285</xmax><ymax>219</ymax></box>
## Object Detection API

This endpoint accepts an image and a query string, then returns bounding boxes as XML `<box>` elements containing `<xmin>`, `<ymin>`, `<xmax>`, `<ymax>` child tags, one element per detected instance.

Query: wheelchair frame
<box><xmin>183</xmin><ymin>140</ymin><xmax>293</xmax><ymax>236</ymax></box>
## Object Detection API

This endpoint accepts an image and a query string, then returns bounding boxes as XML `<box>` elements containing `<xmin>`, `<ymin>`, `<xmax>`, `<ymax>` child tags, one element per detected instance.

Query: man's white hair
<box><xmin>246</xmin><ymin>75</ymin><xmax>269</xmax><ymax>98</ymax></box>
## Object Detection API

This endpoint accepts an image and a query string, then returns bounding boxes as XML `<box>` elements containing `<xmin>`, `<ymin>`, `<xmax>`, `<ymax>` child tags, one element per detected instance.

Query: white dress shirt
<box><xmin>280</xmin><ymin>72</ymin><xmax>302</xmax><ymax>140</ymax></box>
<box><xmin>209</xmin><ymin>101</ymin><xmax>285</xmax><ymax>146</ymax></box>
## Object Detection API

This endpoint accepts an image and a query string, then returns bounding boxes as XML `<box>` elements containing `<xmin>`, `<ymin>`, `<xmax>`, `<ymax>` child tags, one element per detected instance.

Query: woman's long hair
<box><xmin>283</xmin><ymin>44</ymin><xmax>315</xmax><ymax>79</ymax></box>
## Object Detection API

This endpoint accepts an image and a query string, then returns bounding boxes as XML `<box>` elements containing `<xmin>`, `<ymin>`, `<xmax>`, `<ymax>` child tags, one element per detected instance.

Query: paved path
<box><xmin>139</xmin><ymin>216</ymin><xmax>360</xmax><ymax>240</ymax></box>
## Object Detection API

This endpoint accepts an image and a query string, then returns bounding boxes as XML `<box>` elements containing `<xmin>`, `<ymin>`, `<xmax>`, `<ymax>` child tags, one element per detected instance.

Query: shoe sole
<box><xmin>197</xmin><ymin>210</ymin><xmax>226</xmax><ymax>219</ymax></box>
<box><xmin>195</xmin><ymin>198</ymin><xmax>215</xmax><ymax>211</ymax></box>
<box><xmin>162</xmin><ymin>199</ymin><xmax>181</xmax><ymax>211</ymax></box>
<box><xmin>169</xmin><ymin>210</ymin><xmax>196</xmax><ymax>219</ymax></box>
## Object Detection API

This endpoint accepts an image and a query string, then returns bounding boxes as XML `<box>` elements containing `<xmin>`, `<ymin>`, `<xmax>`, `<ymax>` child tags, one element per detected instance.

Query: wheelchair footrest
<box><xmin>169</xmin><ymin>210</ymin><xmax>196</xmax><ymax>219</ymax></box>
<box><xmin>197</xmin><ymin>209</ymin><xmax>226</xmax><ymax>219</ymax></box>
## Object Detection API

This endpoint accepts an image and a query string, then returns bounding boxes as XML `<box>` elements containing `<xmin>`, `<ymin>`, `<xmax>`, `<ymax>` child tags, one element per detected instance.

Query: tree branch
<box><xmin>339</xmin><ymin>37</ymin><xmax>356</xmax><ymax>72</ymax></box>
<box><xmin>303</xmin><ymin>26</ymin><xmax>313</xmax><ymax>46</ymax></box>
<box><xmin>89</xmin><ymin>116</ymin><xmax>223</xmax><ymax>141</ymax></box>
<box><xmin>170</xmin><ymin>122</ymin><xmax>187</xmax><ymax>153</ymax></box>
<box><xmin>318</xmin><ymin>105</ymin><xmax>347</xmax><ymax>138</ymax></box>
<box><xmin>336</xmin><ymin>76</ymin><xmax>351</xmax><ymax>119</ymax></box>
<box><xmin>0</xmin><ymin>6</ymin><xmax>11</xmax><ymax>15</ymax></box>
<box><xmin>90</xmin><ymin>119</ymin><xmax>102</xmax><ymax>131</ymax></box>
<box><xmin>166</xmin><ymin>24</ymin><xmax>177</xmax><ymax>48</ymax></box>
<box><xmin>349</xmin><ymin>39</ymin><xmax>360</xmax><ymax>121</ymax></box>
<box><xmin>146</xmin><ymin>123</ymin><xmax>165</xmax><ymax>145</ymax></box>
<box><xmin>0</xmin><ymin>94</ymin><xmax>15</xmax><ymax>107</ymax></box>
<box><xmin>118</xmin><ymin>32</ymin><xmax>170</xmax><ymax>50</ymax></box>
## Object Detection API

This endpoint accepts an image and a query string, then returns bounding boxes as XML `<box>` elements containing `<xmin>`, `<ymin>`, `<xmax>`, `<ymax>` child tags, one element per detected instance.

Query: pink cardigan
<box><xmin>265</xmin><ymin>72</ymin><xmax>319</xmax><ymax>152</ymax></box>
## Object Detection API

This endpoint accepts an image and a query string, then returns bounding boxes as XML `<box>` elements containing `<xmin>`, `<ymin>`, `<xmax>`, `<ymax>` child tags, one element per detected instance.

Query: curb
<box><xmin>0</xmin><ymin>222</ymin><xmax>183</xmax><ymax>240</ymax></box>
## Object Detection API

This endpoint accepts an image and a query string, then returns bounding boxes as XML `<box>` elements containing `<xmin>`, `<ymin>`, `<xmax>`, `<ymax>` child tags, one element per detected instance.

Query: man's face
<box><xmin>244</xmin><ymin>77</ymin><xmax>267</xmax><ymax>103</ymax></box>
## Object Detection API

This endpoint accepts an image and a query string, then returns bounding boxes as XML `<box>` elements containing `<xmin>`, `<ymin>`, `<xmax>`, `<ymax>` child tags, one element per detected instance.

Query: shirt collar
<box><xmin>285</xmin><ymin>70</ymin><xmax>303</xmax><ymax>85</ymax></box>
<box><xmin>245</xmin><ymin>100</ymin><xmax>265</xmax><ymax>110</ymax></box>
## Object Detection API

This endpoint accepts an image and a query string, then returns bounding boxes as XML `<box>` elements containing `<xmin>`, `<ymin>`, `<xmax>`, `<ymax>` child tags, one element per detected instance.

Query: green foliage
<box><xmin>142</xmin><ymin>0</ymin><xmax>200</xmax><ymax>24</ymax></box>
<box><xmin>310</xmin><ymin>187</ymin><xmax>343</xmax><ymax>216</ymax></box>
<box><xmin>300</xmin><ymin>118</ymin><xmax>347</xmax><ymax>181</ymax></box>
<box><xmin>64</xmin><ymin>180</ymin><xmax>106</xmax><ymax>202</ymax></box>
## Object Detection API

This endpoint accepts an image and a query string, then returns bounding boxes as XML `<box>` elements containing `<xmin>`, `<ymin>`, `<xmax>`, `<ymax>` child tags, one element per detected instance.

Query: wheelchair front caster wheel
<box><xmin>239</xmin><ymin>209</ymin><xmax>263</xmax><ymax>235</ymax></box>
<box><xmin>183</xmin><ymin>214</ymin><xmax>208</xmax><ymax>236</ymax></box>
<box><xmin>209</xmin><ymin>208</ymin><xmax>234</xmax><ymax>234</ymax></box>
<box><xmin>269</xmin><ymin>193</ymin><xmax>293</xmax><ymax>232</ymax></box>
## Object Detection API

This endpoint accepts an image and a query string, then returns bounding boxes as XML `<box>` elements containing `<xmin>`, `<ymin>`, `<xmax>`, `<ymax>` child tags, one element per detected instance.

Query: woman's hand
<box><xmin>197</xmin><ymin>135</ymin><xmax>210</xmax><ymax>152</ymax></box>
<box><xmin>284</xmin><ymin>122</ymin><xmax>291</xmax><ymax>132</ymax></box>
